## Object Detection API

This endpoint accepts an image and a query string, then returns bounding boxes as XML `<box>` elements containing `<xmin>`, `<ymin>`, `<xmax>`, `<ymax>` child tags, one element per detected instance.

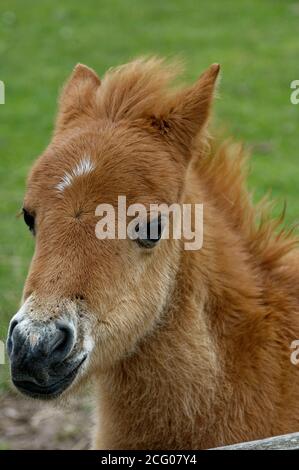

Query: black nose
<box><xmin>7</xmin><ymin>318</ymin><xmax>76</xmax><ymax>392</ymax></box>
<box><xmin>8</xmin><ymin>319</ymin><xmax>74</xmax><ymax>363</ymax></box>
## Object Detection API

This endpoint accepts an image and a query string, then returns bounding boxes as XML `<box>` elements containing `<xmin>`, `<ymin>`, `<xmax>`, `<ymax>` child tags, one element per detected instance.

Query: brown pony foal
<box><xmin>7</xmin><ymin>58</ymin><xmax>299</xmax><ymax>449</ymax></box>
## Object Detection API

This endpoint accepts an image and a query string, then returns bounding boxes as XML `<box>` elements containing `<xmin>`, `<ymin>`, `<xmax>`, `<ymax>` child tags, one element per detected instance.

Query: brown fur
<box><xmin>20</xmin><ymin>58</ymin><xmax>299</xmax><ymax>449</ymax></box>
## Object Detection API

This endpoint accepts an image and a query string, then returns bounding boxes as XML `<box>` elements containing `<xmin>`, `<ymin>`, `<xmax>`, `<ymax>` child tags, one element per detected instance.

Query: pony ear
<box><xmin>151</xmin><ymin>63</ymin><xmax>220</xmax><ymax>156</ymax></box>
<box><xmin>55</xmin><ymin>63</ymin><xmax>101</xmax><ymax>132</ymax></box>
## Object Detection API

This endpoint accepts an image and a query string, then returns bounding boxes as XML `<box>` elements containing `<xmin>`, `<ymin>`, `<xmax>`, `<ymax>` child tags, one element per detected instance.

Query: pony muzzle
<box><xmin>7</xmin><ymin>312</ymin><xmax>86</xmax><ymax>399</ymax></box>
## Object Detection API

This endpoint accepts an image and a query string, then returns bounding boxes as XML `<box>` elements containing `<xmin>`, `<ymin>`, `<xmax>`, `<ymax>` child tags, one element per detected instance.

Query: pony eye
<box><xmin>22</xmin><ymin>208</ymin><xmax>35</xmax><ymax>235</ymax></box>
<box><xmin>136</xmin><ymin>216</ymin><xmax>163</xmax><ymax>249</ymax></box>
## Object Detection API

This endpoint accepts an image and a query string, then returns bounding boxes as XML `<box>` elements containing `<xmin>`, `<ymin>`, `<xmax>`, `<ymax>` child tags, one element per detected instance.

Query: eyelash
<box><xmin>22</xmin><ymin>208</ymin><xmax>35</xmax><ymax>235</ymax></box>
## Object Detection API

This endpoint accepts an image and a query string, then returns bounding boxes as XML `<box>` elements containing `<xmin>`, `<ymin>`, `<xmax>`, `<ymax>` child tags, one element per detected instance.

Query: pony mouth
<box><xmin>12</xmin><ymin>355</ymin><xmax>87</xmax><ymax>400</ymax></box>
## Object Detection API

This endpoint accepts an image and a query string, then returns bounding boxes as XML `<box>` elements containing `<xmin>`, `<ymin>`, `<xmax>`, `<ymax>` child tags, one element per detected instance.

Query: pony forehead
<box><xmin>55</xmin><ymin>155</ymin><xmax>96</xmax><ymax>192</ymax></box>
<box><xmin>25</xmin><ymin>123</ymin><xmax>183</xmax><ymax>209</ymax></box>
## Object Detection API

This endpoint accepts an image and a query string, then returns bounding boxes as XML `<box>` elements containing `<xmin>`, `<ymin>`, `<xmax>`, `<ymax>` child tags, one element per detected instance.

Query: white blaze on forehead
<box><xmin>56</xmin><ymin>156</ymin><xmax>96</xmax><ymax>192</ymax></box>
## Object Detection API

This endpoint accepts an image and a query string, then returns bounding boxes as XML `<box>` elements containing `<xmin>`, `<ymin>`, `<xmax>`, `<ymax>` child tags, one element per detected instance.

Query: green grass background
<box><xmin>0</xmin><ymin>0</ymin><xmax>298</xmax><ymax>390</ymax></box>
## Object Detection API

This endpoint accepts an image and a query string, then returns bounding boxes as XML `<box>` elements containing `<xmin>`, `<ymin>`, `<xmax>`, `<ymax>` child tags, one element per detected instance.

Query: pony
<box><xmin>7</xmin><ymin>57</ymin><xmax>299</xmax><ymax>449</ymax></box>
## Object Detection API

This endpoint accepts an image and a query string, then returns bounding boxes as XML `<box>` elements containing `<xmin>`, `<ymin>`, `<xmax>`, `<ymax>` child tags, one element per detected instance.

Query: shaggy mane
<box><xmin>96</xmin><ymin>57</ymin><xmax>181</xmax><ymax>121</ymax></box>
<box><xmin>198</xmin><ymin>140</ymin><xmax>298</xmax><ymax>267</ymax></box>
<box><xmin>97</xmin><ymin>57</ymin><xmax>298</xmax><ymax>266</ymax></box>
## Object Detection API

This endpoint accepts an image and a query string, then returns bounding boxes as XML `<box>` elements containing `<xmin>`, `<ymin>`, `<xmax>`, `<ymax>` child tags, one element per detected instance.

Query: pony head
<box><xmin>7</xmin><ymin>58</ymin><xmax>219</xmax><ymax>399</ymax></box>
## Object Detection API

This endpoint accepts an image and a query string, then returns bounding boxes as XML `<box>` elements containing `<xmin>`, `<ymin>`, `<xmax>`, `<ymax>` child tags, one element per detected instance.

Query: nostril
<box><xmin>7</xmin><ymin>318</ymin><xmax>19</xmax><ymax>356</ymax></box>
<box><xmin>51</xmin><ymin>322</ymin><xmax>75</xmax><ymax>362</ymax></box>
<box><xmin>10</xmin><ymin>319</ymin><xmax>18</xmax><ymax>335</ymax></box>
<box><xmin>54</xmin><ymin>327</ymin><xmax>70</xmax><ymax>352</ymax></box>
<box><xmin>51</xmin><ymin>329</ymin><xmax>67</xmax><ymax>352</ymax></box>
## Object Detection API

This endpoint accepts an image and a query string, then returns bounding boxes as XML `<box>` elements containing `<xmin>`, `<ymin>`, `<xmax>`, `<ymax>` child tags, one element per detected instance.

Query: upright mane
<box><xmin>96</xmin><ymin>57</ymin><xmax>181</xmax><ymax>121</ymax></box>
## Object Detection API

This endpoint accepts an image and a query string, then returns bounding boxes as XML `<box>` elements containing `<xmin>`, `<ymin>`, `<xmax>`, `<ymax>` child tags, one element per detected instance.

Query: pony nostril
<box><xmin>51</xmin><ymin>323</ymin><xmax>75</xmax><ymax>362</ymax></box>
<box><xmin>7</xmin><ymin>318</ymin><xmax>19</xmax><ymax>356</ymax></box>
<box><xmin>10</xmin><ymin>319</ymin><xmax>18</xmax><ymax>335</ymax></box>
<box><xmin>51</xmin><ymin>329</ymin><xmax>67</xmax><ymax>352</ymax></box>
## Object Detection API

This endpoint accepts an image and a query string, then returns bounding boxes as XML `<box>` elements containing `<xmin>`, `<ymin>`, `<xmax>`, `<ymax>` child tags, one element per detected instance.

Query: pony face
<box><xmin>7</xmin><ymin>59</ymin><xmax>219</xmax><ymax>400</ymax></box>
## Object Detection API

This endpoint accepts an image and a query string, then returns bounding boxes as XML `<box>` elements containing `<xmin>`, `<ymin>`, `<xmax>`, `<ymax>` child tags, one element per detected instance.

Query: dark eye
<box><xmin>22</xmin><ymin>208</ymin><xmax>35</xmax><ymax>235</ymax></box>
<box><xmin>136</xmin><ymin>216</ymin><xmax>163</xmax><ymax>249</ymax></box>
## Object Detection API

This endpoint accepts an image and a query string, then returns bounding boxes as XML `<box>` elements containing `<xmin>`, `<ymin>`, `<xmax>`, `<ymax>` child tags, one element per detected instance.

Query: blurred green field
<box><xmin>0</xmin><ymin>0</ymin><xmax>298</xmax><ymax>390</ymax></box>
